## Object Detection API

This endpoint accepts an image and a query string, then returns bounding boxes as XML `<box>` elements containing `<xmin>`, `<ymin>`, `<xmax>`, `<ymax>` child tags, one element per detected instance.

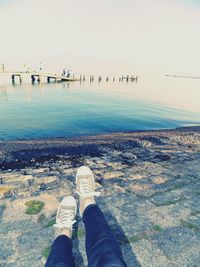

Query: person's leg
<box><xmin>76</xmin><ymin>166</ymin><xmax>126</xmax><ymax>267</ymax></box>
<box><xmin>45</xmin><ymin>235</ymin><xmax>75</xmax><ymax>267</ymax></box>
<box><xmin>83</xmin><ymin>204</ymin><xmax>126</xmax><ymax>267</ymax></box>
<box><xmin>45</xmin><ymin>196</ymin><xmax>77</xmax><ymax>267</ymax></box>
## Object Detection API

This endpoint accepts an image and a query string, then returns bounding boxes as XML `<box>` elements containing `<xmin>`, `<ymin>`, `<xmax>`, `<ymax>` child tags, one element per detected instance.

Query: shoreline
<box><xmin>1</xmin><ymin>125</ymin><xmax>200</xmax><ymax>170</ymax></box>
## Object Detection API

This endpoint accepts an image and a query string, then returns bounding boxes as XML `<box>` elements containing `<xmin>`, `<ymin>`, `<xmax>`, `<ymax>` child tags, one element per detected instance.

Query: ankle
<box><xmin>55</xmin><ymin>228</ymin><xmax>72</xmax><ymax>239</ymax></box>
<box><xmin>80</xmin><ymin>197</ymin><xmax>96</xmax><ymax>216</ymax></box>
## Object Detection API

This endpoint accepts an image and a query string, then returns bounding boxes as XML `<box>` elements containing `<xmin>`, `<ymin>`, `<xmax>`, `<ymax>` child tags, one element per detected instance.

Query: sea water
<box><xmin>0</xmin><ymin>76</ymin><xmax>200</xmax><ymax>141</ymax></box>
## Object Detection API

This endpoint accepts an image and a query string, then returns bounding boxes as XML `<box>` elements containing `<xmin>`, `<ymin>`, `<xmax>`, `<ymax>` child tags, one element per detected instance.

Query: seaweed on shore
<box><xmin>0</xmin><ymin>144</ymin><xmax>102</xmax><ymax>170</ymax></box>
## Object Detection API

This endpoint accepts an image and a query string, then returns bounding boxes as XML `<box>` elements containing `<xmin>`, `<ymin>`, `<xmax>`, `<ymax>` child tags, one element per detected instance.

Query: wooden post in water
<box><xmin>0</xmin><ymin>64</ymin><xmax>5</xmax><ymax>72</ymax></box>
<box><xmin>11</xmin><ymin>75</ymin><xmax>15</xmax><ymax>84</ymax></box>
<box><xmin>31</xmin><ymin>75</ymin><xmax>35</xmax><ymax>84</ymax></box>
<box><xmin>90</xmin><ymin>75</ymin><xmax>94</xmax><ymax>82</ymax></box>
<box><xmin>12</xmin><ymin>74</ymin><xmax>22</xmax><ymax>84</ymax></box>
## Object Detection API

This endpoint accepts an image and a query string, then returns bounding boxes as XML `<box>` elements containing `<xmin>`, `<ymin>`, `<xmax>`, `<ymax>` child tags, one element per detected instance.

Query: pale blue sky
<box><xmin>0</xmin><ymin>0</ymin><xmax>200</xmax><ymax>76</ymax></box>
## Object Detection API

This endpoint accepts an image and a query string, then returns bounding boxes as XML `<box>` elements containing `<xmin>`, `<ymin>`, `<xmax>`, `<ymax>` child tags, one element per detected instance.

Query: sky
<box><xmin>0</xmin><ymin>0</ymin><xmax>200</xmax><ymax>76</ymax></box>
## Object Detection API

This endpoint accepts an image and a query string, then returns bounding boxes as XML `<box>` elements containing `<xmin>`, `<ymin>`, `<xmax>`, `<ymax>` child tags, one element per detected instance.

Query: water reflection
<box><xmin>0</xmin><ymin>85</ymin><xmax>8</xmax><ymax>103</ymax></box>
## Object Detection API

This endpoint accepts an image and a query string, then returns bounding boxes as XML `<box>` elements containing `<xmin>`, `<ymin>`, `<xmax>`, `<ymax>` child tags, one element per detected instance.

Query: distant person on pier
<box><xmin>62</xmin><ymin>69</ymin><xmax>66</xmax><ymax>77</ymax></box>
<box><xmin>67</xmin><ymin>70</ymin><xmax>70</xmax><ymax>78</ymax></box>
<box><xmin>39</xmin><ymin>63</ymin><xmax>43</xmax><ymax>72</ymax></box>
<box><xmin>45</xmin><ymin>166</ymin><xmax>126</xmax><ymax>267</ymax></box>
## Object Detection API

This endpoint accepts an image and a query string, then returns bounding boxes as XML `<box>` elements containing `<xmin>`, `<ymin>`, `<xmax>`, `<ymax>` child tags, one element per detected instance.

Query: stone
<box><xmin>122</xmin><ymin>152</ymin><xmax>137</xmax><ymax>160</ymax></box>
<box><xmin>31</xmin><ymin>168</ymin><xmax>49</xmax><ymax>174</ymax></box>
<box><xmin>103</xmin><ymin>171</ymin><xmax>124</xmax><ymax>180</ymax></box>
<box><xmin>0</xmin><ymin>234</ymin><xmax>16</xmax><ymax>263</ymax></box>
<box><xmin>153</xmin><ymin>227</ymin><xmax>200</xmax><ymax>260</ymax></box>
<box><xmin>145</xmin><ymin>205</ymin><xmax>191</xmax><ymax>228</ymax></box>
<box><xmin>62</xmin><ymin>168</ymin><xmax>74</xmax><ymax>175</ymax></box>
<box><xmin>127</xmin><ymin>174</ymin><xmax>145</xmax><ymax>180</ymax></box>
<box><xmin>152</xmin><ymin>176</ymin><xmax>168</xmax><ymax>184</ymax></box>
<box><xmin>2</xmin><ymin>194</ymin><xmax>59</xmax><ymax>223</ymax></box>
<box><xmin>36</xmin><ymin>176</ymin><xmax>57</xmax><ymax>185</ymax></box>
<box><xmin>133</xmin><ymin>239</ymin><xmax>171</xmax><ymax>267</ymax></box>
<box><xmin>150</xmin><ymin>189</ymin><xmax>186</xmax><ymax>206</ymax></box>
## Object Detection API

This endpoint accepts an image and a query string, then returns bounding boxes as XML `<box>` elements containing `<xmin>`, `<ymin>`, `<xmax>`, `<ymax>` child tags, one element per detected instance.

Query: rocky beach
<box><xmin>0</xmin><ymin>126</ymin><xmax>200</xmax><ymax>267</ymax></box>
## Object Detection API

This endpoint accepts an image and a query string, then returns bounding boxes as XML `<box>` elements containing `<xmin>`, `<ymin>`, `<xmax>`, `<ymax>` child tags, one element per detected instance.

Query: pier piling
<box><xmin>11</xmin><ymin>74</ymin><xmax>22</xmax><ymax>84</ymax></box>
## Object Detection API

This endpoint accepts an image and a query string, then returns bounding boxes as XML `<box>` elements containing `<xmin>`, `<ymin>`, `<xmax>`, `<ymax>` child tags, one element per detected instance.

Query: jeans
<box><xmin>45</xmin><ymin>204</ymin><xmax>126</xmax><ymax>267</ymax></box>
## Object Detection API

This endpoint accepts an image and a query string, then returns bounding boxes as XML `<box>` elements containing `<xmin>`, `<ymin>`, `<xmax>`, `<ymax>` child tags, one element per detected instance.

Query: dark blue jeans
<box><xmin>45</xmin><ymin>204</ymin><xmax>126</xmax><ymax>267</ymax></box>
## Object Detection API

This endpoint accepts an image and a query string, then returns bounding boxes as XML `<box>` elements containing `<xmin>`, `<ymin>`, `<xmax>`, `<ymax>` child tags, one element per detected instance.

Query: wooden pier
<box><xmin>0</xmin><ymin>64</ymin><xmax>139</xmax><ymax>84</ymax></box>
<box><xmin>1</xmin><ymin>71</ymin><xmax>80</xmax><ymax>84</ymax></box>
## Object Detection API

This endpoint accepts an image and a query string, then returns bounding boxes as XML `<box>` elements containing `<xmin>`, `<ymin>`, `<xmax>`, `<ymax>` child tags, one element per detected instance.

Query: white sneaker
<box><xmin>76</xmin><ymin>166</ymin><xmax>100</xmax><ymax>199</ymax></box>
<box><xmin>76</xmin><ymin>166</ymin><xmax>100</xmax><ymax>216</ymax></box>
<box><xmin>53</xmin><ymin>196</ymin><xmax>77</xmax><ymax>232</ymax></box>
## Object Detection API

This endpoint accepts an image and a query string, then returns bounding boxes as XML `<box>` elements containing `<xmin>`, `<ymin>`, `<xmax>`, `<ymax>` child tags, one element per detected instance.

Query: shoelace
<box><xmin>53</xmin><ymin>208</ymin><xmax>76</xmax><ymax>229</ymax></box>
<box><xmin>76</xmin><ymin>179</ymin><xmax>100</xmax><ymax>198</ymax></box>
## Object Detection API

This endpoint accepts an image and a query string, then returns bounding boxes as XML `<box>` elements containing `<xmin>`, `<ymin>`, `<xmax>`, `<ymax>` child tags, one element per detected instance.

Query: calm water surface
<box><xmin>0</xmin><ymin>77</ymin><xmax>200</xmax><ymax>141</ymax></box>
